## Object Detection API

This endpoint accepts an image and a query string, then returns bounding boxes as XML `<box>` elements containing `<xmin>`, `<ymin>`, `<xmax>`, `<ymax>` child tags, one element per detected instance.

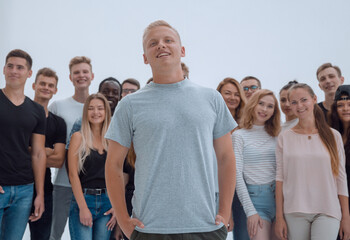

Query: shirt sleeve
<box><xmin>213</xmin><ymin>91</ymin><xmax>237</xmax><ymax>139</ymax></box>
<box><xmin>333</xmin><ymin>130</ymin><xmax>348</xmax><ymax>197</ymax></box>
<box><xmin>105</xmin><ymin>98</ymin><xmax>133</xmax><ymax>148</ymax></box>
<box><xmin>55</xmin><ymin>116</ymin><xmax>67</xmax><ymax>144</ymax></box>
<box><xmin>232</xmin><ymin>131</ymin><xmax>257</xmax><ymax>217</ymax></box>
<box><xmin>66</xmin><ymin>117</ymin><xmax>81</xmax><ymax>149</ymax></box>
<box><xmin>276</xmin><ymin>133</ymin><xmax>284</xmax><ymax>182</ymax></box>
<box><xmin>33</xmin><ymin>104</ymin><xmax>46</xmax><ymax>135</ymax></box>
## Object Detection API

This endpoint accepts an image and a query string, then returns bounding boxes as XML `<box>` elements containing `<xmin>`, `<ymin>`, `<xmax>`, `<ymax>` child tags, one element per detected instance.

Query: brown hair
<box><xmin>6</xmin><ymin>49</ymin><xmax>33</xmax><ymax>69</ymax></box>
<box><xmin>316</xmin><ymin>63</ymin><xmax>342</xmax><ymax>79</ymax></box>
<box><xmin>279</xmin><ymin>80</ymin><xmax>298</xmax><ymax>94</ymax></box>
<box><xmin>181</xmin><ymin>62</ymin><xmax>189</xmax><ymax>78</ymax></box>
<box><xmin>329</xmin><ymin>98</ymin><xmax>350</xmax><ymax>168</ymax></box>
<box><xmin>122</xmin><ymin>78</ymin><xmax>140</xmax><ymax>90</ymax></box>
<box><xmin>289</xmin><ymin>83</ymin><xmax>339</xmax><ymax>175</ymax></box>
<box><xmin>69</xmin><ymin>56</ymin><xmax>92</xmax><ymax>72</ymax></box>
<box><xmin>217</xmin><ymin>77</ymin><xmax>246</xmax><ymax>123</ymax></box>
<box><xmin>35</xmin><ymin>67</ymin><xmax>58</xmax><ymax>83</ymax></box>
<box><xmin>241</xmin><ymin>76</ymin><xmax>261</xmax><ymax>88</ymax></box>
<box><xmin>240</xmin><ymin>89</ymin><xmax>280</xmax><ymax>137</ymax></box>
<box><xmin>127</xmin><ymin>143</ymin><xmax>136</xmax><ymax>169</ymax></box>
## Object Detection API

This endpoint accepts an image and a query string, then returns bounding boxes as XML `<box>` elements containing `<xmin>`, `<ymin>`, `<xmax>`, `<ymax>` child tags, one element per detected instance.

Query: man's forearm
<box><xmin>218</xmin><ymin>153</ymin><xmax>235</xmax><ymax>221</ymax></box>
<box><xmin>32</xmin><ymin>150</ymin><xmax>46</xmax><ymax>195</ymax></box>
<box><xmin>106</xmin><ymin>162</ymin><xmax>129</xmax><ymax>224</ymax></box>
<box><xmin>45</xmin><ymin>143</ymin><xmax>66</xmax><ymax>168</ymax></box>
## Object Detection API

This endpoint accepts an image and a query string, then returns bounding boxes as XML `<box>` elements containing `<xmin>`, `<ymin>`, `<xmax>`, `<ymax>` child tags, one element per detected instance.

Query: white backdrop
<box><xmin>1</xmin><ymin>0</ymin><xmax>349</xmax><ymax>103</ymax></box>
<box><xmin>1</xmin><ymin>1</ymin><xmax>350</xmax><ymax>239</ymax></box>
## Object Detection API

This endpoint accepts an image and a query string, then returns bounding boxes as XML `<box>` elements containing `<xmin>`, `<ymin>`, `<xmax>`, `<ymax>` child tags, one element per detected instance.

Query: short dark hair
<box><xmin>98</xmin><ymin>77</ymin><xmax>122</xmax><ymax>98</ymax></box>
<box><xmin>35</xmin><ymin>67</ymin><xmax>58</xmax><ymax>83</ymax></box>
<box><xmin>6</xmin><ymin>49</ymin><xmax>33</xmax><ymax>70</ymax></box>
<box><xmin>122</xmin><ymin>78</ymin><xmax>140</xmax><ymax>90</ymax></box>
<box><xmin>241</xmin><ymin>76</ymin><xmax>261</xmax><ymax>88</ymax></box>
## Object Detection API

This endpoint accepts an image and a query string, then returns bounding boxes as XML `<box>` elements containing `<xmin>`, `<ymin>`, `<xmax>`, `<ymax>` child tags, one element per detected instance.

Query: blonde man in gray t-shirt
<box><xmin>105</xmin><ymin>20</ymin><xmax>237</xmax><ymax>240</ymax></box>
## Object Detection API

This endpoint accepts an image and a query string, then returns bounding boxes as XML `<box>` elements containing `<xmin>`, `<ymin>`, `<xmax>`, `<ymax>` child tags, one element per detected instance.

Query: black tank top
<box><xmin>79</xmin><ymin>149</ymin><xmax>107</xmax><ymax>189</ymax></box>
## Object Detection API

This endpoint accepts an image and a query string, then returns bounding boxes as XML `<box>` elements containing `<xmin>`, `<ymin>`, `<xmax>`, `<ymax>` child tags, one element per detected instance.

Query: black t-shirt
<box><xmin>318</xmin><ymin>102</ymin><xmax>328</xmax><ymax>120</ymax></box>
<box><xmin>79</xmin><ymin>149</ymin><xmax>107</xmax><ymax>189</ymax></box>
<box><xmin>43</xmin><ymin>112</ymin><xmax>66</xmax><ymax>193</ymax></box>
<box><xmin>0</xmin><ymin>90</ymin><xmax>46</xmax><ymax>186</ymax></box>
<box><xmin>123</xmin><ymin>159</ymin><xmax>135</xmax><ymax>216</ymax></box>
<box><xmin>123</xmin><ymin>160</ymin><xmax>135</xmax><ymax>192</ymax></box>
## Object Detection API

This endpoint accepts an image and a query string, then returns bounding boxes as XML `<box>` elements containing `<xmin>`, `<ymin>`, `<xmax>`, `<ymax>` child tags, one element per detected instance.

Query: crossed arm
<box><xmin>46</xmin><ymin>143</ymin><xmax>66</xmax><ymax>168</ymax></box>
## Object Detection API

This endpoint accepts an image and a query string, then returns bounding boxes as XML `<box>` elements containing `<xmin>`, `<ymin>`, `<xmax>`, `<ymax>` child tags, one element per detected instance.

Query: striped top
<box><xmin>232</xmin><ymin>125</ymin><xmax>277</xmax><ymax>217</ymax></box>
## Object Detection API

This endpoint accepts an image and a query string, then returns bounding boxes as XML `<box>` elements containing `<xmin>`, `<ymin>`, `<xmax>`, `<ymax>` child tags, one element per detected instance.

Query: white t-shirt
<box><xmin>49</xmin><ymin>97</ymin><xmax>84</xmax><ymax>187</ymax></box>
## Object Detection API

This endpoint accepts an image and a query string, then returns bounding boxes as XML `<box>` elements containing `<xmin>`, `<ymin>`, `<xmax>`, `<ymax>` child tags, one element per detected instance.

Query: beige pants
<box><xmin>285</xmin><ymin>212</ymin><xmax>340</xmax><ymax>240</ymax></box>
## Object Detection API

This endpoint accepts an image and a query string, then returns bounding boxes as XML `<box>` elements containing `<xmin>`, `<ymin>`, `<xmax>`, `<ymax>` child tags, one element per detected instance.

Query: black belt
<box><xmin>84</xmin><ymin>188</ymin><xmax>106</xmax><ymax>195</ymax></box>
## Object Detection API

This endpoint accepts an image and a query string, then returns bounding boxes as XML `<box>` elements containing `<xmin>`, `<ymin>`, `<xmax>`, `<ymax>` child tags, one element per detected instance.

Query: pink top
<box><xmin>276</xmin><ymin>128</ymin><xmax>348</xmax><ymax>220</ymax></box>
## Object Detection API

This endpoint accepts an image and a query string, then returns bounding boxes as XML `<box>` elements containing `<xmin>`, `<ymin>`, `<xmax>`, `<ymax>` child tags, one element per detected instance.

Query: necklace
<box><xmin>293</xmin><ymin>124</ymin><xmax>318</xmax><ymax>140</ymax></box>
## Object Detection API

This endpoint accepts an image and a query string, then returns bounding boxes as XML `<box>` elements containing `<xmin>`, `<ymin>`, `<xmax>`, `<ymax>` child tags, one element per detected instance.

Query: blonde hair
<box><xmin>78</xmin><ymin>93</ymin><xmax>111</xmax><ymax>173</ymax></box>
<box><xmin>288</xmin><ymin>83</ymin><xmax>339</xmax><ymax>176</ymax></box>
<box><xmin>69</xmin><ymin>56</ymin><xmax>92</xmax><ymax>72</ymax></box>
<box><xmin>240</xmin><ymin>89</ymin><xmax>281</xmax><ymax>137</ymax></box>
<box><xmin>142</xmin><ymin>20</ymin><xmax>181</xmax><ymax>49</ymax></box>
<box><xmin>216</xmin><ymin>77</ymin><xmax>246</xmax><ymax>123</ymax></box>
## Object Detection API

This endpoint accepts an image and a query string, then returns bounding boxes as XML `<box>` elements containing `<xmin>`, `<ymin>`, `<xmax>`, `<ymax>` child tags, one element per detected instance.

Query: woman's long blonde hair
<box><xmin>239</xmin><ymin>89</ymin><xmax>281</xmax><ymax>137</ymax></box>
<box><xmin>78</xmin><ymin>93</ymin><xmax>111</xmax><ymax>173</ymax></box>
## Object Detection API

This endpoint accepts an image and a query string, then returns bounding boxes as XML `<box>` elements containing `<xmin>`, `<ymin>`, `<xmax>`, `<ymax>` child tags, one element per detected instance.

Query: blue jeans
<box><xmin>29</xmin><ymin>192</ymin><xmax>53</xmax><ymax>240</ymax></box>
<box><xmin>247</xmin><ymin>182</ymin><xmax>276</xmax><ymax>222</ymax></box>
<box><xmin>0</xmin><ymin>183</ymin><xmax>34</xmax><ymax>240</ymax></box>
<box><xmin>232</xmin><ymin>191</ymin><xmax>249</xmax><ymax>240</ymax></box>
<box><xmin>69</xmin><ymin>191</ymin><xmax>112</xmax><ymax>240</ymax></box>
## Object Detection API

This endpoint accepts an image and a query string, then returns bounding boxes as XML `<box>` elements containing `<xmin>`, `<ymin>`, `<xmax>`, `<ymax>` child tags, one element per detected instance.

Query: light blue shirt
<box><xmin>106</xmin><ymin>79</ymin><xmax>236</xmax><ymax>234</ymax></box>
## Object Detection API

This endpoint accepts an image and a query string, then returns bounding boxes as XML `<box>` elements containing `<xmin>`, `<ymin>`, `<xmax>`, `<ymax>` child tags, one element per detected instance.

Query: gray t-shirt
<box><xmin>105</xmin><ymin>79</ymin><xmax>236</xmax><ymax>234</ymax></box>
<box><xmin>49</xmin><ymin>97</ymin><xmax>84</xmax><ymax>187</ymax></box>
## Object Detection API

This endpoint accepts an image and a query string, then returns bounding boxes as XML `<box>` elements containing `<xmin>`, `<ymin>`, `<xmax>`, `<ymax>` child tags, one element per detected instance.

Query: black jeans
<box><xmin>130</xmin><ymin>225</ymin><xmax>227</xmax><ymax>240</ymax></box>
<box><xmin>29</xmin><ymin>193</ymin><xmax>53</xmax><ymax>240</ymax></box>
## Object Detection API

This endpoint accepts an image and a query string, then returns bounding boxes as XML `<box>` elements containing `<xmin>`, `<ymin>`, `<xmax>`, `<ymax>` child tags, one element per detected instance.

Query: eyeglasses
<box><xmin>122</xmin><ymin>89</ymin><xmax>137</xmax><ymax>94</ymax></box>
<box><xmin>243</xmin><ymin>85</ymin><xmax>259</xmax><ymax>91</ymax></box>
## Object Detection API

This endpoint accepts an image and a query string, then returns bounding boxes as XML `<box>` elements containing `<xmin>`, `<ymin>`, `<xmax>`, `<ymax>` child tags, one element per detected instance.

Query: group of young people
<box><xmin>216</xmin><ymin>66</ymin><xmax>350</xmax><ymax>240</ymax></box>
<box><xmin>0</xmin><ymin>49</ymin><xmax>140</xmax><ymax>240</ymax></box>
<box><xmin>0</xmin><ymin>20</ymin><xmax>349</xmax><ymax>240</ymax></box>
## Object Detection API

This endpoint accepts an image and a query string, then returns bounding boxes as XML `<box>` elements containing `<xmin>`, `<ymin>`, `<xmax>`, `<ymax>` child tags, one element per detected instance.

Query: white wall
<box><xmin>1</xmin><ymin>0</ymin><xmax>349</xmax><ymax>104</ymax></box>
